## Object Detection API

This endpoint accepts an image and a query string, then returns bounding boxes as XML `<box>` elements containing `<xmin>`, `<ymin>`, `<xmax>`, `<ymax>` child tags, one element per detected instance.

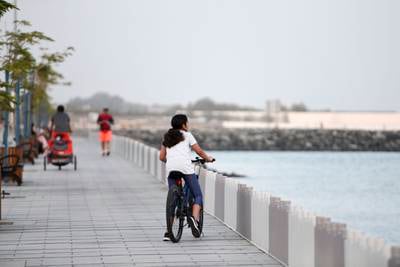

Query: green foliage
<box><xmin>36</xmin><ymin>47</ymin><xmax>74</xmax><ymax>85</ymax></box>
<box><xmin>0</xmin><ymin>17</ymin><xmax>73</xmax><ymax>113</ymax></box>
<box><xmin>0</xmin><ymin>90</ymin><xmax>15</xmax><ymax>111</ymax></box>
<box><xmin>0</xmin><ymin>20</ymin><xmax>53</xmax><ymax>85</ymax></box>
<box><xmin>0</xmin><ymin>21</ymin><xmax>52</xmax><ymax>111</ymax></box>
<box><xmin>290</xmin><ymin>102</ymin><xmax>308</xmax><ymax>112</ymax></box>
<box><xmin>0</xmin><ymin>0</ymin><xmax>17</xmax><ymax>18</ymax></box>
<box><xmin>30</xmin><ymin>47</ymin><xmax>74</xmax><ymax>112</ymax></box>
<box><xmin>188</xmin><ymin>97</ymin><xmax>257</xmax><ymax>111</ymax></box>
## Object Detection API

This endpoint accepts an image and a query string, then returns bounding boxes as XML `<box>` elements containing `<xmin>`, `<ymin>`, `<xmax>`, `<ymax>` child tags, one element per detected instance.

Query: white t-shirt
<box><xmin>166</xmin><ymin>131</ymin><xmax>197</xmax><ymax>175</ymax></box>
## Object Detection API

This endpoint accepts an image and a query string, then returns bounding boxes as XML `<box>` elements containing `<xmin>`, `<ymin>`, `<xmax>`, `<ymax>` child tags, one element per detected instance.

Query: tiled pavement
<box><xmin>0</xmin><ymin>138</ymin><xmax>282</xmax><ymax>267</ymax></box>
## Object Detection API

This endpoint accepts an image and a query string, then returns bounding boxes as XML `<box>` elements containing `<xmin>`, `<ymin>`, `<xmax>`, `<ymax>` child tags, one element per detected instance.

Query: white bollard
<box><xmin>133</xmin><ymin>141</ymin><xmax>138</xmax><ymax>164</ymax></box>
<box><xmin>150</xmin><ymin>148</ymin><xmax>156</xmax><ymax>176</ymax></box>
<box><xmin>251</xmin><ymin>191</ymin><xmax>270</xmax><ymax>253</ymax></box>
<box><xmin>345</xmin><ymin>229</ymin><xmax>390</xmax><ymax>267</ymax></box>
<box><xmin>138</xmin><ymin>143</ymin><xmax>144</xmax><ymax>167</ymax></box>
<box><xmin>204</xmin><ymin>171</ymin><xmax>217</xmax><ymax>216</ymax></box>
<box><xmin>153</xmin><ymin>149</ymin><xmax>158</xmax><ymax>178</ymax></box>
<box><xmin>144</xmin><ymin>146</ymin><xmax>149</xmax><ymax>172</ymax></box>
<box><xmin>129</xmin><ymin>140</ymin><xmax>134</xmax><ymax>161</ymax></box>
<box><xmin>288</xmin><ymin>206</ymin><xmax>315</xmax><ymax>267</ymax></box>
<box><xmin>123</xmin><ymin>137</ymin><xmax>128</xmax><ymax>159</ymax></box>
<box><xmin>224</xmin><ymin>178</ymin><xmax>238</xmax><ymax>230</ymax></box>
<box><xmin>157</xmin><ymin>153</ymin><xmax>163</xmax><ymax>182</ymax></box>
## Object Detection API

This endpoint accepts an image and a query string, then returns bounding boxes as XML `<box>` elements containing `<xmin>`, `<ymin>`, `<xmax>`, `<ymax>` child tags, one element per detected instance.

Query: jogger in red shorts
<box><xmin>97</xmin><ymin>108</ymin><xmax>114</xmax><ymax>156</ymax></box>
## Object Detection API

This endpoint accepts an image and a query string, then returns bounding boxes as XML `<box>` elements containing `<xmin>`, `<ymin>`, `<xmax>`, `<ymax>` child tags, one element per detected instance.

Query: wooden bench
<box><xmin>0</xmin><ymin>147</ymin><xmax>24</xmax><ymax>186</ymax></box>
<box><xmin>32</xmin><ymin>138</ymin><xmax>40</xmax><ymax>158</ymax></box>
<box><xmin>17</xmin><ymin>137</ymin><xmax>38</xmax><ymax>164</ymax></box>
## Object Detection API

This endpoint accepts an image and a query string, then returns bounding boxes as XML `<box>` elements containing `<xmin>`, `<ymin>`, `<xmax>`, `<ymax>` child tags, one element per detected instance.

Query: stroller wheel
<box><xmin>44</xmin><ymin>157</ymin><xmax>47</xmax><ymax>171</ymax></box>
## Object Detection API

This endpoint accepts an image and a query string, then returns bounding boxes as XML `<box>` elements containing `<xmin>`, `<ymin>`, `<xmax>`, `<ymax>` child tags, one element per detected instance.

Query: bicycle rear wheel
<box><xmin>166</xmin><ymin>185</ymin><xmax>184</xmax><ymax>243</ymax></box>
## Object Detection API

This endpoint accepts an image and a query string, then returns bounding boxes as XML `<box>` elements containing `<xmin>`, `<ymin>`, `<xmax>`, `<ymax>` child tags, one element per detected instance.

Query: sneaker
<box><xmin>163</xmin><ymin>232</ymin><xmax>170</xmax><ymax>241</ymax></box>
<box><xmin>106</xmin><ymin>151</ymin><xmax>110</xmax><ymax>156</ymax></box>
<box><xmin>188</xmin><ymin>216</ymin><xmax>201</xmax><ymax>238</ymax></box>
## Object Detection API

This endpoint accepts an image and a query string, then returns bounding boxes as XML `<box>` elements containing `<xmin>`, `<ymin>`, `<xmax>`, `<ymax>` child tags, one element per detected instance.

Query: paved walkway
<box><xmin>0</xmin><ymin>138</ymin><xmax>282</xmax><ymax>267</ymax></box>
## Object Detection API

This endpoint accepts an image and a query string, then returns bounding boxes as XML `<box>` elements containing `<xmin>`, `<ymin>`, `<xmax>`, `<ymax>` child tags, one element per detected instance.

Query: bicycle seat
<box><xmin>168</xmin><ymin>171</ymin><xmax>185</xmax><ymax>180</ymax></box>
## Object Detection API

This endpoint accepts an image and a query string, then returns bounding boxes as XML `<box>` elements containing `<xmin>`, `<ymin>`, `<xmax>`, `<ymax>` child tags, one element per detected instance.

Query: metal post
<box><xmin>28</xmin><ymin>72</ymin><xmax>34</xmax><ymax>137</ymax></box>
<box><xmin>23</xmin><ymin>92</ymin><xmax>27</xmax><ymax>138</ymax></box>
<box><xmin>14</xmin><ymin>79</ymin><xmax>21</xmax><ymax>144</ymax></box>
<box><xmin>27</xmin><ymin>92</ymin><xmax>31</xmax><ymax>137</ymax></box>
<box><xmin>2</xmin><ymin>71</ymin><xmax>10</xmax><ymax>151</ymax></box>
<box><xmin>23</xmin><ymin>91</ymin><xmax>31</xmax><ymax>138</ymax></box>
<box><xmin>1</xmin><ymin>71</ymin><xmax>10</xmax><ymax>221</ymax></box>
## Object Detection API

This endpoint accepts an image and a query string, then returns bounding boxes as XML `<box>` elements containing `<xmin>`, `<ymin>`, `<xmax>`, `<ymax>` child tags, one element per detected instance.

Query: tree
<box><xmin>290</xmin><ymin>102</ymin><xmax>308</xmax><ymax>112</ymax></box>
<box><xmin>1</xmin><ymin>21</ymin><xmax>53</xmax><ymax>84</ymax></box>
<box><xmin>0</xmin><ymin>20</ymin><xmax>53</xmax><ymax>111</ymax></box>
<box><xmin>0</xmin><ymin>0</ymin><xmax>17</xmax><ymax>18</ymax></box>
<box><xmin>0</xmin><ymin>0</ymin><xmax>17</xmax><ymax>111</ymax></box>
<box><xmin>0</xmin><ymin>19</ymin><xmax>73</xmax><ymax>144</ymax></box>
<box><xmin>187</xmin><ymin>97</ymin><xmax>256</xmax><ymax>111</ymax></box>
<box><xmin>31</xmin><ymin>47</ymin><xmax>74</xmax><ymax>114</ymax></box>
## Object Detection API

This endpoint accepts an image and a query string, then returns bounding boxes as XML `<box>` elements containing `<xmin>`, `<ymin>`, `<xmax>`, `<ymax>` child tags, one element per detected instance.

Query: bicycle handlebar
<box><xmin>191</xmin><ymin>157</ymin><xmax>215</xmax><ymax>164</ymax></box>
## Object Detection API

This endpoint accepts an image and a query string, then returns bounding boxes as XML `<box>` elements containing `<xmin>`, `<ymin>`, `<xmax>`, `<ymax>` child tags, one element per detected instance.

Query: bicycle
<box><xmin>165</xmin><ymin>157</ymin><xmax>214</xmax><ymax>243</ymax></box>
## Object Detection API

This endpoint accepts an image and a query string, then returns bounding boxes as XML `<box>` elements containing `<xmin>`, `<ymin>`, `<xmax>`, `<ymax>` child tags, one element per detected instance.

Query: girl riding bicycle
<box><xmin>159</xmin><ymin>114</ymin><xmax>214</xmax><ymax>241</ymax></box>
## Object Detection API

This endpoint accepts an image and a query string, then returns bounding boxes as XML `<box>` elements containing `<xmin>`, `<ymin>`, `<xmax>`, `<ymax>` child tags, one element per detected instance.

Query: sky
<box><xmin>1</xmin><ymin>0</ymin><xmax>400</xmax><ymax>111</ymax></box>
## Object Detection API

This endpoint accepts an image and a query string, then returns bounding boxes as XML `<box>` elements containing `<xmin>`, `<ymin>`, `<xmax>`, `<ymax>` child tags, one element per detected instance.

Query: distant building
<box><xmin>265</xmin><ymin>99</ymin><xmax>288</xmax><ymax>124</ymax></box>
<box><xmin>69</xmin><ymin>109</ymin><xmax>400</xmax><ymax>131</ymax></box>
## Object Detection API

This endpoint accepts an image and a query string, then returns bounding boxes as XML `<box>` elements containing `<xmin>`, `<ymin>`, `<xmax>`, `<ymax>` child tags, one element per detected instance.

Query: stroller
<box><xmin>44</xmin><ymin>132</ymin><xmax>77</xmax><ymax>171</ymax></box>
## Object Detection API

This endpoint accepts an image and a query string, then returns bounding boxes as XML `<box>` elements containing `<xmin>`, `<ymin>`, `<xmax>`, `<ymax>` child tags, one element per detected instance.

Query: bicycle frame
<box><xmin>174</xmin><ymin>178</ymin><xmax>195</xmax><ymax>218</ymax></box>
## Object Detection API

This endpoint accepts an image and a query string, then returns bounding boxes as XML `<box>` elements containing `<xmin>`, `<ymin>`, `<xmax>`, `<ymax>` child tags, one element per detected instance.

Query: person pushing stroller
<box><xmin>45</xmin><ymin>105</ymin><xmax>77</xmax><ymax>171</ymax></box>
<box><xmin>49</xmin><ymin>105</ymin><xmax>72</xmax><ymax>150</ymax></box>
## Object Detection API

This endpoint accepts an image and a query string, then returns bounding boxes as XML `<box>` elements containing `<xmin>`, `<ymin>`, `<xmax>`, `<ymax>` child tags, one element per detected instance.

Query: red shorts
<box><xmin>99</xmin><ymin>130</ymin><xmax>112</xmax><ymax>142</ymax></box>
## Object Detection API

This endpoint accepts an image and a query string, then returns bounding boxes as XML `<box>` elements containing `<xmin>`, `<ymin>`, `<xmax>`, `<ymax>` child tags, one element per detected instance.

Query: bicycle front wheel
<box><xmin>166</xmin><ymin>185</ymin><xmax>184</xmax><ymax>243</ymax></box>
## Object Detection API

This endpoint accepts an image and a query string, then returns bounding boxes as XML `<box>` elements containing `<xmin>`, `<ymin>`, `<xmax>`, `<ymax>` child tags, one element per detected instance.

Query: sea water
<box><xmin>208</xmin><ymin>151</ymin><xmax>400</xmax><ymax>244</ymax></box>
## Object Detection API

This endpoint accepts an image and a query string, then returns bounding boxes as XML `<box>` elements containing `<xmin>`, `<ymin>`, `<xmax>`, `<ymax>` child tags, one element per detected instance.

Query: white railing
<box><xmin>101</xmin><ymin>134</ymin><xmax>399</xmax><ymax>267</ymax></box>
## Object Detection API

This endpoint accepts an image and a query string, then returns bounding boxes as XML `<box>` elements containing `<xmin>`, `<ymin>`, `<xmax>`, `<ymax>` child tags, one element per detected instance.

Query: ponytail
<box><xmin>163</xmin><ymin>128</ymin><xmax>184</xmax><ymax>148</ymax></box>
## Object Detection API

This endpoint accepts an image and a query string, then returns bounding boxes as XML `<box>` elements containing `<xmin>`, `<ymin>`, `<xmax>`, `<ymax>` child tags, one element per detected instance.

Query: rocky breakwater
<box><xmin>117</xmin><ymin>129</ymin><xmax>400</xmax><ymax>151</ymax></box>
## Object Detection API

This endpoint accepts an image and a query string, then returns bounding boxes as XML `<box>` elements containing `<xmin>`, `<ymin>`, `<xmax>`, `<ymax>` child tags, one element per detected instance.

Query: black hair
<box><xmin>171</xmin><ymin>114</ymin><xmax>188</xmax><ymax>129</ymax></box>
<box><xmin>163</xmin><ymin>129</ymin><xmax>184</xmax><ymax>148</ymax></box>
<box><xmin>57</xmin><ymin>105</ymin><xmax>65</xmax><ymax>112</ymax></box>
<box><xmin>103</xmin><ymin>108</ymin><xmax>109</xmax><ymax>112</ymax></box>
<box><xmin>162</xmin><ymin>114</ymin><xmax>188</xmax><ymax>148</ymax></box>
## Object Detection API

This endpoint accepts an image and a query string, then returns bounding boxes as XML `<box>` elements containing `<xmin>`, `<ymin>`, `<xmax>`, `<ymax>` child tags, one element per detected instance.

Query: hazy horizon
<box><xmin>2</xmin><ymin>0</ymin><xmax>399</xmax><ymax>111</ymax></box>
<box><xmin>66</xmin><ymin>91</ymin><xmax>400</xmax><ymax>112</ymax></box>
